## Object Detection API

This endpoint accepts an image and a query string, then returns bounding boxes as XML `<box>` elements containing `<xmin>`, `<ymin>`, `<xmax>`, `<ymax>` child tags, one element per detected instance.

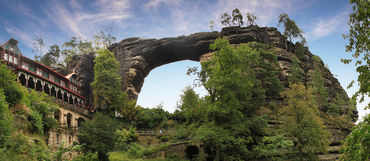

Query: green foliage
<box><xmin>94</xmin><ymin>30</ymin><xmax>117</xmax><ymax>48</ymax></box>
<box><xmin>278</xmin><ymin>13</ymin><xmax>305</xmax><ymax>50</ymax></box>
<box><xmin>72</xmin><ymin>152</ymin><xmax>99</xmax><ymax>161</ymax></box>
<box><xmin>342</xmin><ymin>0</ymin><xmax>369</xmax><ymax>101</ymax></box>
<box><xmin>280</xmin><ymin>84</ymin><xmax>330</xmax><ymax>160</ymax></box>
<box><xmin>188</xmin><ymin>38</ymin><xmax>268</xmax><ymax>160</ymax></box>
<box><xmin>249</xmin><ymin>43</ymin><xmax>282</xmax><ymax>100</ymax></box>
<box><xmin>91</xmin><ymin>48</ymin><xmax>129</xmax><ymax>115</ymax></box>
<box><xmin>54</xmin><ymin>142</ymin><xmax>82</xmax><ymax>161</ymax></box>
<box><xmin>78</xmin><ymin>112</ymin><xmax>118</xmax><ymax>161</ymax></box>
<box><xmin>310</xmin><ymin>69</ymin><xmax>330</xmax><ymax>110</ymax></box>
<box><xmin>221</xmin><ymin>8</ymin><xmax>244</xmax><ymax>27</ymax></box>
<box><xmin>32</xmin><ymin>37</ymin><xmax>45</xmax><ymax>61</ymax></box>
<box><xmin>0</xmin><ymin>90</ymin><xmax>13</xmax><ymax>148</ymax></box>
<box><xmin>220</xmin><ymin>13</ymin><xmax>232</xmax><ymax>27</ymax></box>
<box><xmin>254</xmin><ymin>135</ymin><xmax>294</xmax><ymax>160</ymax></box>
<box><xmin>0</xmin><ymin>63</ymin><xmax>23</xmax><ymax>106</ymax></box>
<box><xmin>115</xmin><ymin>127</ymin><xmax>138</xmax><ymax>151</ymax></box>
<box><xmin>177</xmin><ymin>86</ymin><xmax>204</xmax><ymax>124</ymax></box>
<box><xmin>295</xmin><ymin>44</ymin><xmax>306</xmax><ymax>59</ymax></box>
<box><xmin>134</xmin><ymin>105</ymin><xmax>169</xmax><ymax>129</ymax></box>
<box><xmin>40</xmin><ymin>44</ymin><xmax>61</xmax><ymax>67</ymax></box>
<box><xmin>340</xmin><ymin>114</ymin><xmax>370</xmax><ymax>161</ymax></box>
<box><xmin>246</xmin><ymin>12</ymin><xmax>257</xmax><ymax>26</ymax></box>
<box><xmin>289</xmin><ymin>57</ymin><xmax>303</xmax><ymax>84</ymax></box>
<box><xmin>232</xmin><ymin>8</ymin><xmax>243</xmax><ymax>26</ymax></box>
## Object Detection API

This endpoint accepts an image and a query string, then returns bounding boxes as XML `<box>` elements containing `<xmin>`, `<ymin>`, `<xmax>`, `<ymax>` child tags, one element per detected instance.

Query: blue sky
<box><xmin>0</xmin><ymin>0</ymin><xmax>368</xmax><ymax>120</ymax></box>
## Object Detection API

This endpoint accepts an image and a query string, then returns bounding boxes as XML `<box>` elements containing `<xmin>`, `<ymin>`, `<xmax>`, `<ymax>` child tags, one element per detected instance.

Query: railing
<box><xmin>136</xmin><ymin>130</ymin><xmax>177</xmax><ymax>136</ymax></box>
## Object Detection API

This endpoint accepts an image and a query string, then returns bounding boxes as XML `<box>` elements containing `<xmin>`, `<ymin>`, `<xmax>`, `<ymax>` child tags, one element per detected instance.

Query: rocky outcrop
<box><xmin>108</xmin><ymin>26</ymin><xmax>294</xmax><ymax>100</ymax></box>
<box><xmin>69</xmin><ymin>26</ymin><xmax>357</xmax><ymax>119</ymax></box>
<box><xmin>68</xmin><ymin>25</ymin><xmax>358</xmax><ymax>160</ymax></box>
<box><xmin>67</xmin><ymin>53</ymin><xmax>95</xmax><ymax>107</ymax></box>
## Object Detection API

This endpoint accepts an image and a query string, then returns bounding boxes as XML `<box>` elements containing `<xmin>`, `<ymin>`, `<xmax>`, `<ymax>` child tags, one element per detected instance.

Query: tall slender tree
<box><xmin>91</xmin><ymin>49</ymin><xmax>128</xmax><ymax>116</ymax></box>
<box><xmin>280</xmin><ymin>84</ymin><xmax>330</xmax><ymax>160</ymax></box>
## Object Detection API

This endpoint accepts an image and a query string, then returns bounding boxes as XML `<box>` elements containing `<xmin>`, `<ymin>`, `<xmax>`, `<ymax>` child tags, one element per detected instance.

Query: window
<box><xmin>4</xmin><ymin>53</ymin><xmax>8</xmax><ymax>61</ymax></box>
<box><xmin>61</xmin><ymin>81</ymin><xmax>65</xmax><ymax>87</ymax></box>
<box><xmin>15</xmin><ymin>49</ymin><xmax>19</xmax><ymax>55</ymax></box>
<box><xmin>29</xmin><ymin>66</ymin><xmax>36</xmax><ymax>73</ymax></box>
<box><xmin>42</xmin><ymin>71</ymin><xmax>49</xmax><ymax>79</ymax></box>
<box><xmin>9</xmin><ymin>55</ymin><xmax>13</xmax><ymax>63</ymax></box>
<box><xmin>14</xmin><ymin>57</ymin><xmax>17</xmax><ymax>64</ymax></box>
<box><xmin>50</xmin><ymin>75</ymin><xmax>54</xmax><ymax>81</ymax></box>
<box><xmin>55</xmin><ymin>78</ymin><xmax>60</xmax><ymax>84</ymax></box>
<box><xmin>10</xmin><ymin>47</ymin><xmax>14</xmax><ymax>52</ymax></box>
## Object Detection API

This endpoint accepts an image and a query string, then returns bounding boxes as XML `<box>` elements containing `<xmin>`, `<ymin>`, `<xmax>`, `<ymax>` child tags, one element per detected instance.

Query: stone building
<box><xmin>0</xmin><ymin>38</ymin><xmax>92</xmax><ymax>158</ymax></box>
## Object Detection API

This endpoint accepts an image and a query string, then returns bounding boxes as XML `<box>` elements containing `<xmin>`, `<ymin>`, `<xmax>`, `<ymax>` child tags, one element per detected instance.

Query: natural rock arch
<box><xmin>108</xmin><ymin>26</ymin><xmax>290</xmax><ymax>100</ymax></box>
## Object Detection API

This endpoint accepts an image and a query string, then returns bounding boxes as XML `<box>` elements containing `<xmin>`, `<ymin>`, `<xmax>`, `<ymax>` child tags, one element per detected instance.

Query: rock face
<box><xmin>108</xmin><ymin>26</ymin><xmax>294</xmax><ymax>100</ymax></box>
<box><xmin>69</xmin><ymin>25</ymin><xmax>358</xmax><ymax>160</ymax></box>
<box><xmin>67</xmin><ymin>53</ymin><xmax>95</xmax><ymax>107</ymax></box>
<box><xmin>70</xmin><ymin>26</ymin><xmax>357</xmax><ymax>119</ymax></box>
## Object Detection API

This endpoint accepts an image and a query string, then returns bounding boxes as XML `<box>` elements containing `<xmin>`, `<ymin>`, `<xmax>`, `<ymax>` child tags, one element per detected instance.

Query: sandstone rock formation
<box><xmin>68</xmin><ymin>25</ymin><xmax>358</xmax><ymax>160</ymax></box>
<box><xmin>109</xmin><ymin>26</ymin><xmax>295</xmax><ymax>100</ymax></box>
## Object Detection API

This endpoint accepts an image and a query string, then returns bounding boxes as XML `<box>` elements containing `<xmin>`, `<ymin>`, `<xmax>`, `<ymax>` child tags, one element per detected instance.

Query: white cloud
<box><xmin>5</xmin><ymin>25</ymin><xmax>35</xmax><ymax>48</ymax></box>
<box><xmin>144</xmin><ymin>0</ymin><xmax>180</xmax><ymax>9</ymax></box>
<box><xmin>42</xmin><ymin>0</ymin><xmax>131</xmax><ymax>39</ymax></box>
<box><xmin>306</xmin><ymin>10</ymin><xmax>350</xmax><ymax>41</ymax></box>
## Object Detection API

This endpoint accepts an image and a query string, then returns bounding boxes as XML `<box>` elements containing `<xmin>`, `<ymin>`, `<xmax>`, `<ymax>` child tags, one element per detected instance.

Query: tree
<box><xmin>40</xmin><ymin>45</ymin><xmax>60</xmax><ymax>67</ymax></box>
<box><xmin>190</xmin><ymin>38</ymin><xmax>267</xmax><ymax>160</ymax></box>
<box><xmin>278</xmin><ymin>13</ymin><xmax>305</xmax><ymax>50</ymax></box>
<box><xmin>32</xmin><ymin>37</ymin><xmax>45</xmax><ymax>61</ymax></box>
<box><xmin>342</xmin><ymin>0</ymin><xmax>369</xmax><ymax>100</ymax></box>
<box><xmin>93</xmin><ymin>29</ymin><xmax>117</xmax><ymax>49</ymax></box>
<box><xmin>0</xmin><ymin>63</ymin><xmax>23</xmax><ymax>106</ymax></box>
<box><xmin>246</xmin><ymin>12</ymin><xmax>257</xmax><ymax>26</ymax></box>
<box><xmin>288</xmin><ymin>57</ymin><xmax>303</xmax><ymax>85</ymax></box>
<box><xmin>310</xmin><ymin>69</ymin><xmax>330</xmax><ymax>112</ymax></box>
<box><xmin>0</xmin><ymin>89</ymin><xmax>13</xmax><ymax>148</ymax></box>
<box><xmin>178</xmin><ymin>86</ymin><xmax>201</xmax><ymax>124</ymax></box>
<box><xmin>220</xmin><ymin>13</ymin><xmax>232</xmax><ymax>27</ymax></box>
<box><xmin>280</xmin><ymin>84</ymin><xmax>330</xmax><ymax>160</ymax></box>
<box><xmin>232</xmin><ymin>8</ymin><xmax>243</xmax><ymax>26</ymax></box>
<box><xmin>78</xmin><ymin>113</ymin><xmax>118</xmax><ymax>161</ymax></box>
<box><xmin>91</xmin><ymin>49</ymin><xmax>128</xmax><ymax>116</ymax></box>
<box><xmin>340</xmin><ymin>114</ymin><xmax>369</xmax><ymax>161</ymax></box>
<box><xmin>339</xmin><ymin>1</ymin><xmax>369</xmax><ymax>160</ymax></box>
<box><xmin>209</xmin><ymin>20</ymin><xmax>215</xmax><ymax>31</ymax></box>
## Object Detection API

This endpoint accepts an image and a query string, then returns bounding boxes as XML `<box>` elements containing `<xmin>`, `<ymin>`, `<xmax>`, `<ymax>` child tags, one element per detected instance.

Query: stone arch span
<box><xmin>69</xmin><ymin>26</ymin><xmax>289</xmax><ymax>102</ymax></box>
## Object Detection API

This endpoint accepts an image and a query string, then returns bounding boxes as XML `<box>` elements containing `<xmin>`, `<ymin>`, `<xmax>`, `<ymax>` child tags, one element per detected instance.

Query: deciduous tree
<box><xmin>232</xmin><ymin>8</ymin><xmax>243</xmax><ymax>26</ymax></box>
<box><xmin>246</xmin><ymin>12</ymin><xmax>257</xmax><ymax>26</ymax></box>
<box><xmin>220</xmin><ymin>13</ymin><xmax>232</xmax><ymax>27</ymax></box>
<box><xmin>280</xmin><ymin>84</ymin><xmax>330</xmax><ymax>160</ymax></box>
<box><xmin>78</xmin><ymin>113</ymin><xmax>118</xmax><ymax>161</ymax></box>
<box><xmin>278</xmin><ymin>13</ymin><xmax>305</xmax><ymax>50</ymax></box>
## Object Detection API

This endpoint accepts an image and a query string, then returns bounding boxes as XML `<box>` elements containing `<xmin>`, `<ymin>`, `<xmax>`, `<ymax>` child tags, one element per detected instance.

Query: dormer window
<box><xmin>10</xmin><ymin>47</ymin><xmax>14</xmax><ymax>52</ymax></box>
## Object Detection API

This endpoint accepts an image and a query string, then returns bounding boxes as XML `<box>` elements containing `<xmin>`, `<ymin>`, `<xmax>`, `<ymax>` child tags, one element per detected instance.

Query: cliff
<box><xmin>68</xmin><ymin>26</ymin><xmax>358</xmax><ymax>159</ymax></box>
